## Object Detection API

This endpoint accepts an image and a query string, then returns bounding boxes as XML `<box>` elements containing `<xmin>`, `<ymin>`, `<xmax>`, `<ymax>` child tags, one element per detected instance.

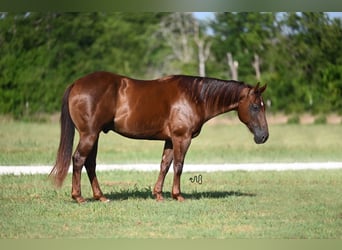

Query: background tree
<box><xmin>158</xmin><ymin>13</ymin><xmax>212</xmax><ymax>76</ymax></box>
<box><xmin>210</xmin><ymin>12</ymin><xmax>277</xmax><ymax>81</ymax></box>
<box><xmin>0</xmin><ymin>12</ymin><xmax>166</xmax><ymax>118</ymax></box>
<box><xmin>0</xmin><ymin>12</ymin><xmax>341</xmax><ymax>119</ymax></box>
<box><xmin>193</xmin><ymin>18</ymin><xmax>211</xmax><ymax>77</ymax></box>
<box><xmin>264</xmin><ymin>12</ymin><xmax>342</xmax><ymax>113</ymax></box>
<box><xmin>158</xmin><ymin>12</ymin><xmax>196</xmax><ymax>74</ymax></box>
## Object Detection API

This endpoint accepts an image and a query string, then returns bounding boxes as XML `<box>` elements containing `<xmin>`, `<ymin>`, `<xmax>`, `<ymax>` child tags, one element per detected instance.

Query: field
<box><xmin>1</xmin><ymin>170</ymin><xmax>342</xmax><ymax>239</ymax></box>
<box><xmin>0</xmin><ymin>118</ymin><xmax>342</xmax><ymax>239</ymax></box>
<box><xmin>0</xmin><ymin>115</ymin><xmax>342</xmax><ymax>165</ymax></box>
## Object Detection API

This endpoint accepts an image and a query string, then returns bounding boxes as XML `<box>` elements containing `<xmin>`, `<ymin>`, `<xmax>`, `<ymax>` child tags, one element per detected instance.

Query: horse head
<box><xmin>237</xmin><ymin>83</ymin><xmax>269</xmax><ymax>144</ymax></box>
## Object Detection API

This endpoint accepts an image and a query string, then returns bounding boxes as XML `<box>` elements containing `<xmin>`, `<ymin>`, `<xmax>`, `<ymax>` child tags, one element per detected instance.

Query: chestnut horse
<box><xmin>50</xmin><ymin>71</ymin><xmax>268</xmax><ymax>203</ymax></box>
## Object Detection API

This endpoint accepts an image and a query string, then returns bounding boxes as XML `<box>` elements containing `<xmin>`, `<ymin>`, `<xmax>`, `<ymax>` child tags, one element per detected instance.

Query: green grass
<box><xmin>0</xmin><ymin>118</ymin><xmax>341</xmax><ymax>165</ymax></box>
<box><xmin>0</xmin><ymin>170</ymin><xmax>341</xmax><ymax>238</ymax></box>
<box><xmin>1</xmin><ymin>119</ymin><xmax>341</xmax><ymax>239</ymax></box>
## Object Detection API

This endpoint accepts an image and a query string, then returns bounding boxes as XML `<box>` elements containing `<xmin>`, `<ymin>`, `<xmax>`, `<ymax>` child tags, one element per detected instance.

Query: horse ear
<box><xmin>259</xmin><ymin>83</ymin><xmax>267</xmax><ymax>93</ymax></box>
<box><xmin>251</xmin><ymin>82</ymin><xmax>267</xmax><ymax>95</ymax></box>
<box><xmin>249</xmin><ymin>82</ymin><xmax>260</xmax><ymax>95</ymax></box>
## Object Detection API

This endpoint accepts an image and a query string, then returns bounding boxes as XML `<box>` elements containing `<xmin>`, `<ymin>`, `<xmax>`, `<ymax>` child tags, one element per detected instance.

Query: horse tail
<box><xmin>50</xmin><ymin>84</ymin><xmax>75</xmax><ymax>187</ymax></box>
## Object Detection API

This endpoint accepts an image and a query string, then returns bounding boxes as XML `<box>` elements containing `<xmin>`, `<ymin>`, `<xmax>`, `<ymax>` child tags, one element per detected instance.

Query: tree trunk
<box><xmin>252</xmin><ymin>53</ymin><xmax>261</xmax><ymax>81</ymax></box>
<box><xmin>194</xmin><ymin>20</ymin><xmax>211</xmax><ymax>77</ymax></box>
<box><xmin>159</xmin><ymin>13</ymin><xmax>194</xmax><ymax>64</ymax></box>
<box><xmin>227</xmin><ymin>52</ymin><xmax>238</xmax><ymax>80</ymax></box>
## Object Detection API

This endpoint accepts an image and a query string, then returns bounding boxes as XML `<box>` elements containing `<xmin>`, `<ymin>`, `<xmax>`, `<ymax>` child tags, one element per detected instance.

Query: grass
<box><xmin>0</xmin><ymin>118</ymin><xmax>342</xmax><ymax>239</ymax></box>
<box><xmin>0</xmin><ymin>117</ymin><xmax>342</xmax><ymax>165</ymax></box>
<box><xmin>0</xmin><ymin>170</ymin><xmax>341</xmax><ymax>238</ymax></box>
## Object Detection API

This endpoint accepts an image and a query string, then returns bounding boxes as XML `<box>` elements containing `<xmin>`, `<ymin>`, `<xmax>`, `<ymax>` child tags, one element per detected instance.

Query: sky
<box><xmin>328</xmin><ymin>12</ymin><xmax>342</xmax><ymax>19</ymax></box>
<box><xmin>193</xmin><ymin>12</ymin><xmax>342</xmax><ymax>20</ymax></box>
<box><xmin>193</xmin><ymin>12</ymin><xmax>214</xmax><ymax>20</ymax></box>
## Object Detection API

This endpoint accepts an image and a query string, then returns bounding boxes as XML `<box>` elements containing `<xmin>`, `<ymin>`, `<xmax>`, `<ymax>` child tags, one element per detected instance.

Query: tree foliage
<box><xmin>210</xmin><ymin>12</ymin><xmax>342</xmax><ymax>114</ymax></box>
<box><xmin>262</xmin><ymin>12</ymin><xmax>342</xmax><ymax>113</ymax></box>
<box><xmin>0</xmin><ymin>12</ymin><xmax>341</xmax><ymax>119</ymax></box>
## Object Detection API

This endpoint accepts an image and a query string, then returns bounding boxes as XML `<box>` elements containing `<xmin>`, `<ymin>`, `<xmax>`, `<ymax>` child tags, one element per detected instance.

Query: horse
<box><xmin>50</xmin><ymin>71</ymin><xmax>268</xmax><ymax>203</ymax></box>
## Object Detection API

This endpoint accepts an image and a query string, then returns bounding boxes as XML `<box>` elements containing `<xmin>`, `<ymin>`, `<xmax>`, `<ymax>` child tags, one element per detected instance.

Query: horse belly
<box><xmin>112</xmin><ymin>80</ymin><xmax>180</xmax><ymax>140</ymax></box>
<box><xmin>113</xmin><ymin>116</ymin><xmax>170</xmax><ymax>140</ymax></box>
<box><xmin>113</xmin><ymin>105</ymin><xmax>171</xmax><ymax>140</ymax></box>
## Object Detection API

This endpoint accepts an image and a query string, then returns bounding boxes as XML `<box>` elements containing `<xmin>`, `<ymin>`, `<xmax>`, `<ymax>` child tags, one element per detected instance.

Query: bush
<box><xmin>314</xmin><ymin>115</ymin><xmax>327</xmax><ymax>124</ymax></box>
<box><xmin>287</xmin><ymin>115</ymin><xmax>300</xmax><ymax>124</ymax></box>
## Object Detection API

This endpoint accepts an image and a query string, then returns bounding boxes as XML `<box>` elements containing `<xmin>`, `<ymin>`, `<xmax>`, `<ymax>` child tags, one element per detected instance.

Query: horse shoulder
<box><xmin>167</xmin><ymin>97</ymin><xmax>203</xmax><ymax>138</ymax></box>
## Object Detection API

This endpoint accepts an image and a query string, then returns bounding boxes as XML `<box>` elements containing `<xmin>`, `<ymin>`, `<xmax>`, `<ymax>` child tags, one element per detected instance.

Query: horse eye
<box><xmin>251</xmin><ymin>104</ymin><xmax>260</xmax><ymax>112</ymax></box>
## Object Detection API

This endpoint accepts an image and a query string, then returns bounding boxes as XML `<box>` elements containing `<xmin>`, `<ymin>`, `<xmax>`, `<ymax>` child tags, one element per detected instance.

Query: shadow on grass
<box><xmin>185</xmin><ymin>190</ymin><xmax>256</xmax><ymax>199</ymax></box>
<box><xmin>103</xmin><ymin>186</ymin><xmax>256</xmax><ymax>201</ymax></box>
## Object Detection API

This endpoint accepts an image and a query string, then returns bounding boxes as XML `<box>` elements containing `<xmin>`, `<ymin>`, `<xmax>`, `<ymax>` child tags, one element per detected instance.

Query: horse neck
<box><xmin>199</xmin><ymin>79</ymin><xmax>246</xmax><ymax>121</ymax></box>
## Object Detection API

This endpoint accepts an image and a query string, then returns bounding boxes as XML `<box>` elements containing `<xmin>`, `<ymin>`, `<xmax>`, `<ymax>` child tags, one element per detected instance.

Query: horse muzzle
<box><xmin>254</xmin><ymin>131</ymin><xmax>269</xmax><ymax>144</ymax></box>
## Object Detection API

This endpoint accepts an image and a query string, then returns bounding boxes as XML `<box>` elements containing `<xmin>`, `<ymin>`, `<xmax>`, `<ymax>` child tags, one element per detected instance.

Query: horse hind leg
<box><xmin>153</xmin><ymin>140</ymin><xmax>173</xmax><ymax>201</ymax></box>
<box><xmin>71</xmin><ymin>132</ymin><xmax>99</xmax><ymax>203</ymax></box>
<box><xmin>84</xmin><ymin>137</ymin><xmax>109</xmax><ymax>202</ymax></box>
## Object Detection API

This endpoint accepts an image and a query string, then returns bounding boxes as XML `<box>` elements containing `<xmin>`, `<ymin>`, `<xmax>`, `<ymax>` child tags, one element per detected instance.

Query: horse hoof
<box><xmin>177</xmin><ymin>196</ymin><xmax>185</xmax><ymax>202</ymax></box>
<box><xmin>73</xmin><ymin>196</ymin><xmax>87</xmax><ymax>204</ymax></box>
<box><xmin>153</xmin><ymin>192</ymin><xmax>164</xmax><ymax>202</ymax></box>
<box><xmin>100</xmin><ymin>198</ymin><xmax>110</xmax><ymax>203</ymax></box>
<box><xmin>95</xmin><ymin>196</ymin><xmax>110</xmax><ymax>203</ymax></box>
<box><xmin>172</xmin><ymin>194</ymin><xmax>185</xmax><ymax>202</ymax></box>
<box><xmin>156</xmin><ymin>197</ymin><xmax>164</xmax><ymax>202</ymax></box>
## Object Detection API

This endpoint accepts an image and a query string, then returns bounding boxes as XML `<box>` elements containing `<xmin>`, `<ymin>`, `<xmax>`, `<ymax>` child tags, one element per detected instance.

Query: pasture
<box><xmin>0</xmin><ymin>118</ymin><xmax>342</xmax><ymax>238</ymax></box>
<box><xmin>0</xmin><ymin>115</ymin><xmax>342</xmax><ymax>165</ymax></box>
<box><xmin>0</xmin><ymin>170</ymin><xmax>342</xmax><ymax>238</ymax></box>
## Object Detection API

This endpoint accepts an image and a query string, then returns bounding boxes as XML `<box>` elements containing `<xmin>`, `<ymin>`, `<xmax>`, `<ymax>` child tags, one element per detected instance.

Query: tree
<box><xmin>193</xmin><ymin>18</ymin><xmax>211</xmax><ymax>76</ymax></box>
<box><xmin>1</xmin><ymin>12</ymin><xmax>342</xmax><ymax>118</ymax></box>
<box><xmin>267</xmin><ymin>12</ymin><xmax>342</xmax><ymax>113</ymax></box>
<box><xmin>0</xmin><ymin>12</ymin><xmax>167</xmax><ymax>118</ymax></box>
<box><xmin>157</xmin><ymin>13</ymin><xmax>212</xmax><ymax>76</ymax></box>
<box><xmin>226</xmin><ymin>52</ymin><xmax>238</xmax><ymax>80</ymax></box>
<box><xmin>210</xmin><ymin>12</ymin><xmax>277</xmax><ymax>81</ymax></box>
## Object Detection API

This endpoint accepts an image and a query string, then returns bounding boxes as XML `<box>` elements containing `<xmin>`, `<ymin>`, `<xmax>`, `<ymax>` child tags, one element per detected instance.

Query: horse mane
<box><xmin>176</xmin><ymin>75</ymin><xmax>251</xmax><ymax>109</ymax></box>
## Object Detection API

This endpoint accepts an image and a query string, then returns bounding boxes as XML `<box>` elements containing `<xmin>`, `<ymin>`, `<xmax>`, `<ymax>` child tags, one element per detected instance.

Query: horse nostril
<box><xmin>254</xmin><ymin>133</ymin><xmax>268</xmax><ymax>144</ymax></box>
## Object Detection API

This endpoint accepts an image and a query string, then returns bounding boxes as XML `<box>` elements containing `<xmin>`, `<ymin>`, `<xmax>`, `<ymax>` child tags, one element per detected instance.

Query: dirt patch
<box><xmin>49</xmin><ymin>113</ymin><xmax>60</xmax><ymax>123</ymax></box>
<box><xmin>326</xmin><ymin>114</ymin><xmax>342</xmax><ymax>124</ymax></box>
<box><xmin>300</xmin><ymin>114</ymin><xmax>315</xmax><ymax>124</ymax></box>
<box><xmin>267</xmin><ymin>113</ymin><xmax>288</xmax><ymax>124</ymax></box>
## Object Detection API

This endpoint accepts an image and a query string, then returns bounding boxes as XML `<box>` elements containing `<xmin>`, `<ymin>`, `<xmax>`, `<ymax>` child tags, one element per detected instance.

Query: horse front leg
<box><xmin>153</xmin><ymin>140</ymin><xmax>173</xmax><ymax>201</ymax></box>
<box><xmin>171</xmin><ymin>136</ymin><xmax>191</xmax><ymax>201</ymax></box>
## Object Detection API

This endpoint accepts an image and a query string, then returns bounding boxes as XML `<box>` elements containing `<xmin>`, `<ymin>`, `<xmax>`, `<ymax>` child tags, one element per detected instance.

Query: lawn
<box><xmin>0</xmin><ymin>170</ymin><xmax>341</xmax><ymax>238</ymax></box>
<box><xmin>0</xmin><ymin>118</ymin><xmax>341</xmax><ymax>239</ymax></box>
<box><xmin>0</xmin><ymin>117</ymin><xmax>341</xmax><ymax>165</ymax></box>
